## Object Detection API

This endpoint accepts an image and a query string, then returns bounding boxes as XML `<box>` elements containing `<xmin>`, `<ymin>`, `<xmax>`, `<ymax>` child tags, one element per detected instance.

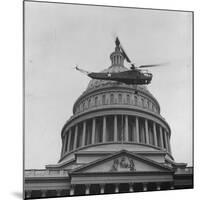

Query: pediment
<box><xmin>72</xmin><ymin>150</ymin><xmax>173</xmax><ymax>174</ymax></box>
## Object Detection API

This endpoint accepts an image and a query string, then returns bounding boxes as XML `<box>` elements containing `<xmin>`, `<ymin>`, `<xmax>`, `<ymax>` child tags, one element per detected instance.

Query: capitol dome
<box><xmin>58</xmin><ymin>41</ymin><xmax>172</xmax><ymax>165</ymax></box>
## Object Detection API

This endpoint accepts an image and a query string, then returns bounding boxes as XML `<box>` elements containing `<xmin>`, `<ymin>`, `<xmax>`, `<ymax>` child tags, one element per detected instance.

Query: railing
<box><xmin>25</xmin><ymin>169</ymin><xmax>69</xmax><ymax>177</ymax></box>
<box><xmin>175</xmin><ymin>167</ymin><xmax>193</xmax><ymax>174</ymax></box>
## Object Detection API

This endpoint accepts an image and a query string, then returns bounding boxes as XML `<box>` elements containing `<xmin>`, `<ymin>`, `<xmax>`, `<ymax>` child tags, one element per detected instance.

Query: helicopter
<box><xmin>75</xmin><ymin>37</ymin><xmax>164</xmax><ymax>85</ymax></box>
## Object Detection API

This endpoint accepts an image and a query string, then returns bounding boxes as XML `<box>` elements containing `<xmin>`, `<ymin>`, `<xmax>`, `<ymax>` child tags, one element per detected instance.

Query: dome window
<box><xmin>88</xmin><ymin>98</ymin><xmax>91</xmax><ymax>108</ymax></box>
<box><xmin>147</xmin><ymin>100</ymin><xmax>149</xmax><ymax>108</ymax></box>
<box><xmin>134</xmin><ymin>96</ymin><xmax>137</xmax><ymax>105</ymax></box>
<box><xmin>141</xmin><ymin>98</ymin><xmax>144</xmax><ymax>107</ymax></box>
<box><xmin>110</xmin><ymin>94</ymin><xmax>114</xmax><ymax>104</ymax></box>
<box><xmin>102</xmin><ymin>95</ymin><xmax>106</xmax><ymax>105</ymax></box>
<box><xmin>118</xmin><ymin>94</ymin><xmax>122</xmax><ymax>104</ymax></box>
<box><xmin>127</xmin><ymin>94</ymin><xmax>130</xmax><ymax>104</ymax></box>
<box><xmin>95</xmin><ymin>96</ymin><xmax>98</xmax><ymax>106</ymax></box>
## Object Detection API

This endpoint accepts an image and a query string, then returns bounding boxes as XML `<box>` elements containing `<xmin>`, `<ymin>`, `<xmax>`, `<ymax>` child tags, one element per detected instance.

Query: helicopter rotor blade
<box><xmin>138</xmin><ymin>62</ymin><xmax>169</xmax><ymax>68</ymax></box>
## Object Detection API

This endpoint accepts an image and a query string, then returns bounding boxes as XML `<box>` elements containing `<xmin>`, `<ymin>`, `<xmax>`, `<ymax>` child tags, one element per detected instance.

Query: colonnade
<box><xmin>62</xmin><ymin>115</ymin><xmax>171</xmax><ymax>156</ymax></box>
<box><xmin>25</xmin><ymin>182</ymin><xmax>174</xmax><ymax>198</ymax></box>
<box><xmin>25</xmin><ymin>189</ymin><xmax>64</xmax><ymax>199</ymax></box>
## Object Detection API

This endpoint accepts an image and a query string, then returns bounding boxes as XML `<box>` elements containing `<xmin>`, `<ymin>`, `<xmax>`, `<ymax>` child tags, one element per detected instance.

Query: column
<box><xmin>125</xmin><ymin>115</ymin><xmax>129</xmax><ymax>142</ymax></box>
<box><xmin>64</xmin><ymin>134</ymin><xmax>68</xmax><ymax>153</ymax></box>
<box><xmin>114</xmin><ymin>115</ymin><xmax>118</xmax><ymax>142</ymax></box>
<box><xmin>85</xmin><ymin>184</ymin><xmax>90</xmax><ymax>195</ymax></box>
<box><xmin>167</xmin><ymin>133</ymin><xmax>172</xmax><ymax>154</ymax></box>
<box><xmin>56</xmin><ymin>189</ymin><xmax>62</xmax><ymax>197</ymax></box>
<box><xmin>62</xmin><ymin>134</ymin><xmax>67</xmax><ymax>155</ymax></box>
<box><xmin>143</xmin><ymin>183</ymin><xmax>147</xmax><ymax>191</ymax></box>
<box><xmin>82</xmin><ymin>121</ymin><xmax>86</xmax><ymax>147</ymax></box>
<box><xmin>73</xmin><ymin>125</ymin><xmax>78</xmax><ymax>150</ymax></box>
<box><xmin>100</xmin><ymin>184</ymin><xmax>105</xmax><ymax>194</ymax></box>
<box><xmin>164</xmin><ymin>130</ymin><xmax>169</xmax><ymax>152</ymax></box>
<box><xmin>153</xmin><ymin>122</ymin><xmax>158</xmax><ymax>146</ymax></box>
<box><xmin>159</xmin><ymin>126</ymin><xmax>164</xmax><ymax>148</ymax></box>
<box><xmin>115</xmin><ymin>184</ymin><xmax>119</xmax><ymax>193</ymax></box>
<box><xmin>132</xmin><ymin>121</ymin><xmax>135</xmax><ymax>142</ymax></box>
<box><xmin>129</xmin><ymin>183</ymin><xmax>134</xmax><ymax>192</ymax></box>
<box><xmin>135</xmin><ymin>117</ymin><xmax>139</xmax><ymax>143</ymax></box>
<box><xmin>156</xmin><ymin>183</ymin><xmax>161</xmax><ymax>190</ymax></box>
<box><xmin>145</xmin><ymin>119</ymin><xmax>149</xmax><ymax>144</ymax></box>
<box><xmin>67</xmin><ymin>129</ymin><xmax>72</xmax><ymax>152</ymax></box>
<box><xmin>41</xmin><ymin>190</ymin><xmax>47</xmax><ymax>198</ymax></box>
<box><xmin>103</xmin><ymin>116</ymin><xmax>106</xmax><ymax>142</ymax></box>
<box><xmin>61</xmin><ymin>135</ymin><xmax>64</xmax><ymax>155</ymax></box>
<box><xmin>70</xmin><ymin>185</ymin><xmax>75</xmax><ymax>196</ymax></box>
<box><xmin>92</xmin><ymin>118</ymin><xmax>96</xmax><ymax>144</ymax></box>
<box><xmin>26</xmin><ymin>190</ymin><xmax>32</xmax><ymax>198</ymax></box>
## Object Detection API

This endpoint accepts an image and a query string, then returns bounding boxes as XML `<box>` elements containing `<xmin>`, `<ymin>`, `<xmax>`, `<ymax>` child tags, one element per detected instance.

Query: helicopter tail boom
<box><xmin>75</xmin><ymin>66</ymin><xmax>90</xmax><ymax>75</ymax></box>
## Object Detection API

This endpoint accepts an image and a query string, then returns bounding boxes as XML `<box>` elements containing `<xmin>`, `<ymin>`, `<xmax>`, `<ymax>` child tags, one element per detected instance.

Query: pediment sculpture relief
<box><xmin>110</xmin><ymin>156</ymin><xmax>136</xmax><ymax>172</ymax></box>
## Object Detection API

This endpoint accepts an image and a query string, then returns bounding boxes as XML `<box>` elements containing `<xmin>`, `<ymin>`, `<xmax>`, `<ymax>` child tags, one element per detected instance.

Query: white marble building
<box><xmin>24</xmin><ymin>41</ymin><xmax>193</xmax><ymax>199</ymax></box>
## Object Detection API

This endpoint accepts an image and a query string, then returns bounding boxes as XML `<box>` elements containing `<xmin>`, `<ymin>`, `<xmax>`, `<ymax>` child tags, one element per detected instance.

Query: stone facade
<box><xmin>24</xmin><ymin>41</ymin><xmax>193</xmax><ymax>199</ymax></box>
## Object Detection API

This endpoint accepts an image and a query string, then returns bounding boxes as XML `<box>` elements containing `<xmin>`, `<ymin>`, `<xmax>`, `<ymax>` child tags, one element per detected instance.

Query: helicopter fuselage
<box><xmin>88</xmin><ymin>69</ymin><xmax>152</xmax><ymax>85</ymax></box>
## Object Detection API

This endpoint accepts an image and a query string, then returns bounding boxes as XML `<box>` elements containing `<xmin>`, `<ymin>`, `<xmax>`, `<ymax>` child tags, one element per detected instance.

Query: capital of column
<box><xmin>115</xmin><ymin>183</ymin><xmax>119</xmax><ymax>193</ymax></box>
<box><xmin>70</xmin><ymin>185</ymin><xmax>75</xmax><ymax>196</ymax></box>
<box><xmin>156</xmin><ymin>183</ymin><xmax>161</xmax><ymax>190</ymax></box>
<box><xmin>129</xmin><ymin>183</ymin><xmax>134</xmax><ymax>192</ymax></box>
<box><xmin>100</xmin><ymin>184</ymin><xmax>105</xmax><ymax>194</ymax></box>
<box><xmin>41</xmin><ymin>190</ymin><xmax>47</xmax><ymax>198</ymax></box>
<box><xmin>85</xmin><ymin>184</ymin><xmax>90</xmax><ymax>195</ymax></box>
<box><xmin>56</xmin><ymin>189</ymin><xmax>62</xmax><ymax>196</ymax></box>
<box><xmin>170</xmin><ymin>182</ymin><xmax>174</xmax><ymax>189</ymax></box>
<box><xmin>26</xmin><ymin>190</ymin><xmax>32</xmax><ymax>198</ymax></box>
<box><xmin>143</xmin><ymin>183</ymin><xmax>147</xmax><ymax>191</ymax></box>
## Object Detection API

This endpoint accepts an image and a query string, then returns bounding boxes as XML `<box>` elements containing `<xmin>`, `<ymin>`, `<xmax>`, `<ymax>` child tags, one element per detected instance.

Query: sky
<box><xmin>25</xmin><ymin>1</ymin><xmax>193</xmax><ymax>169</ymax></box>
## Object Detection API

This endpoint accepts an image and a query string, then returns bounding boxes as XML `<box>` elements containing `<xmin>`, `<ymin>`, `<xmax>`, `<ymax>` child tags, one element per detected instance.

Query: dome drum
<box><xmin>74</xmin><ymin>89</ymin><xmax>160</xmax><ymax>114</ymax></box>
<box><xmin>63</xmin><ymin>106</ymin><xmax>170</xmax><ymax>138</ymax></box>
<box><xmin>60</xmin><ymin>111</ymin><xmax>172</xmax><ymax>163</ymax></box>
<box><xmin>73</xmin><ymin>85</ymin><xmax>161</xmax><ymax>115</ymax></box>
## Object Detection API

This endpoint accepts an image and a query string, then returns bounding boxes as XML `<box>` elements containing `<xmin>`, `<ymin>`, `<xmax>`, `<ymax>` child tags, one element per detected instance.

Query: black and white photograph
<box><xmin>24</xmin><ymin>1</ymin><xmax>193</xmax><ymax>199</ymax></box>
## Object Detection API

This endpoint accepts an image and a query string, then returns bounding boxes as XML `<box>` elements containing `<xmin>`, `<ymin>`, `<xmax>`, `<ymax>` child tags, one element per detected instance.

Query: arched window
<box><xmin>147</xmin><ymin>100</ymin><xmax>149</xmax><ymax>108</ymax></box>
<box><xmin>110</xmin><ymin>94</ymin><xmax>114</xmax><ymax>104</ymax></box>
<box><xmin>80</xmin><ymin>103</ymin><xmax>83</xmax><ymax>111</ymax></box>
<box><xmin>88</xmin><ymin>98</ymin><xmax>91</xmax><ymax>108</ymax></box>
<box><xmin>141</xmin><ymin>98</ymin><xmax>144</xmax><ymax>107</ymax></box>
<box><xmin>134</xmin><ymin>96</ymin><xmax>137</xmax><ymax>105</ymax></box>
<box><xmin>118</xmin><ymin>94</ymin><xmax>122</xmax><ymax>104</ymax></box>
<box><xmin>95</xmin><ymin>96</ymin><xmax>98</xmax><ymax>106</ymax></box>
<box><xmin>102</xmin><ymin>95</ymin><xmax>106</xmax><ymax>105</ymax></box>
<box><xmin>127</xmin><ymin>94</ymin><xmax>130</xmax><ymax>104</ymax></box>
